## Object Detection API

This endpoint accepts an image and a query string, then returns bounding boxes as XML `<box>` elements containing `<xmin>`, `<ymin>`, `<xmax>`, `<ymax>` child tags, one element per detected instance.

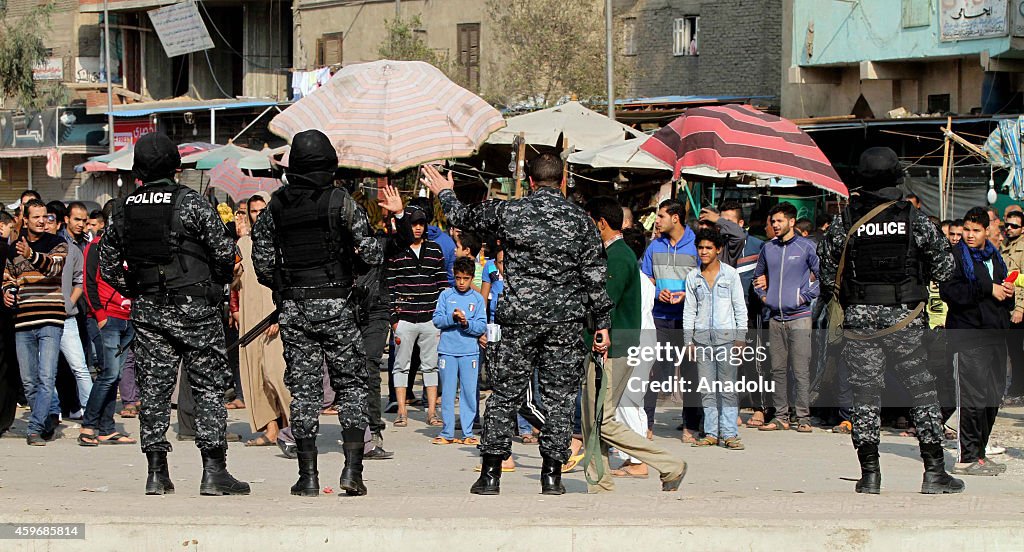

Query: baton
<box><xmin>226</xmin><ymin>309</ymin><xmax>279</xmax><ymax>350</ymax></box>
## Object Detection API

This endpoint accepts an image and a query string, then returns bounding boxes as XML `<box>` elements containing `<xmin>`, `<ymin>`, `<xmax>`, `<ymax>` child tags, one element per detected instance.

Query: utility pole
<box><xmin>103</xmin><ymin>0</ymin><xmax>115</xmax><ymax>153</ymax></box>
<box><xmin>605</xmin><ymin>0</ymin><xmax>614</xmax><ymax>119</ymax></box>
<box><xmin>395</xmin><ymin>0</ymin><xmax>400</xmax><ymax>17</ymax></box>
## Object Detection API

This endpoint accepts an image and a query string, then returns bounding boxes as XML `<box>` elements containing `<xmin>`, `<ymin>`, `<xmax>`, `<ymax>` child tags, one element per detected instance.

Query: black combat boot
<box><xmin>920</xmin><ymin>443</ymin><xmax>965</xmax><ymax>495</ymax></box>
<box><xmin>145</xmin><ymin>451</ymin><xmax>175</xmax><ymax>495</ymax></box>
<box><xmin>199</xmin><ymin>447</ymin><xmax>251</xmax><ymax>496</ymax></box>
<box><xmin>540</xmin><ymin>454</ymin><xmax>566</xmax><ymax>495</ymax></box>
<box><xmin>470</xmin><ymin>454</ymin><xmax>503</xmax><ymax>495</ymax></box>
<box><xmin>339</xmin><ymin>428</ymin><xmax>367</xmax><ymax>496</ymax></box>
<box><xmin>290</xmin><ymin>438</ymin><xmax>320</xmax><ymax>497</ymax></box>
<box><xmin>855</xmin><ymin>444</ymin><xmax>881</xmax><ymax>494</ymax></box>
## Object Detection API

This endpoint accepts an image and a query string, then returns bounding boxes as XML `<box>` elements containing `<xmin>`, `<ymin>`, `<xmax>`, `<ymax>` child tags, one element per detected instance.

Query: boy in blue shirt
<box><xmin>432</xmin><ymin>257</ymin><xmax>487</xmax><ymax>444</ymax></box>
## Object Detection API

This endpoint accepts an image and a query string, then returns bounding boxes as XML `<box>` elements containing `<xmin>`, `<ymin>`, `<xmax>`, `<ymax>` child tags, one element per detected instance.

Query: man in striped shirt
<box><xmin>386</xmin><ymin>207</ymin><xmax>449</xmax><ymax>428</ymax></box>
<box><xmin>3</xmin><ymin>199</ymin><xmax>68</xmax><ymax>445</ymax></box>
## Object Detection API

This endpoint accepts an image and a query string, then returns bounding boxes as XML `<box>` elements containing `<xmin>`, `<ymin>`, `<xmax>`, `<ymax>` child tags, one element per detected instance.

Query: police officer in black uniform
<box><xmin>818</xmin><ymin>147</ymin><xmax>964</xmax><ymax>495</ymax></box>
<box><xmin>100</xmin><ymin>132</ymin><xmax>249</xmax><ymax>496</ymax></box>
<box><xmin>251</xmin><ymin>130</ymin><xmax>399</xmax><ymax>497</ymax></box>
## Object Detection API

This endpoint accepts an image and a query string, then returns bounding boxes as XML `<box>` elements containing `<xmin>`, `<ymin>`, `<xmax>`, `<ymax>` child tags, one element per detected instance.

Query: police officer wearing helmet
<box><xmin>251</xmin><ymin>129</ymin><xmax>401</xmax><ymax>497</ymax></box>
<box><xmin>100</xmin><ymin>132</ymin><xmax>250</xmax><ymax>496</ymax></box>
<box><xmin>817</xmin><ymin>147</ymin><xmax>964</xmax><ymax>495</ymax></box>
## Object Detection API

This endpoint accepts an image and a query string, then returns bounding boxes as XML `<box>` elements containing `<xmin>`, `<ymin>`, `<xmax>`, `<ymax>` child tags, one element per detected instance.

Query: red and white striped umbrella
<box><xmin>641</xmin><ymin>104</ymin><xmax>848</xmax><ymax>197</ymax></box>
<box><xmin>268</xmin><ymin>60</ymin><xmax>505</xmax><ymax>174</ymax></box>
<box><xmin>208</xmin><ymin>158</ymin><xmax>281</xmax><ymax>202</ymax></box>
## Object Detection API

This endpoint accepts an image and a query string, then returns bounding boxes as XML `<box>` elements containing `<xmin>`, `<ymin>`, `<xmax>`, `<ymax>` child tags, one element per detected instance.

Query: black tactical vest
<box><xmin>841</xmin><ymin>200</ymin><xmax>927</xmax><ymax>306</ymax></box>
<box><xmin>268</xmin><ymin>185</ymin><xmax>353</xmax><ymax>289</ymax></box>
<box><xmin>116</xmin><ymin>180</ymin><xmax>212</xmax><ymax>295</ymax></box>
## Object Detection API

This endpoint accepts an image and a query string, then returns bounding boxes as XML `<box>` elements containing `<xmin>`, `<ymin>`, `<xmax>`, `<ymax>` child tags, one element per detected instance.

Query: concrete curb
<box><xmin>1</xmin><ymin>516</ymin><xmax>1021</xmax><ymax>551</ymax></box>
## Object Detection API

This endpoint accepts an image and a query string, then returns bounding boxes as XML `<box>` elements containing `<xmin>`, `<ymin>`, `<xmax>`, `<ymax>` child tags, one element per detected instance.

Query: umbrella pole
<box><xmin>561</xmin><ymin>136</ymin><xmax>570</xmax><ymax>197</ymax></box>
<box><xmin>940</xmin><ymin>117</ymin><xmax>951</xmax><ymax>220</ymax></box>
<box><xmin>514</xmin><ymin>133</ymin><xmax>526</xmax><ymax>198</ymax></box>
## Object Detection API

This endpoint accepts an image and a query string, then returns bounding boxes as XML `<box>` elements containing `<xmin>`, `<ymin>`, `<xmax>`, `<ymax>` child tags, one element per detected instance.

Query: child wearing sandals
<box><xmin>682</xmin><ymin>229</ymin><xmax>748</xmax><ymax>450</ymax></box>
<box><xmin>432</xmin><ymin>257</ymin><xmax>487</xmax><ymax>445</ymax></box>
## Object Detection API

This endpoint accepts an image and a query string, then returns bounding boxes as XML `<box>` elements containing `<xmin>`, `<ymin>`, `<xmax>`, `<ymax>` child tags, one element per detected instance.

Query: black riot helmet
<box><xmin>855</xmin><ymin>147</ymin><xmax>904</xmax><ymax>191</ymax></box>
<box><xmin>286</xmin><ymin>129</ymin><xmax>337</xmax><ymax>189</ymax></box>
<box><xmin>132</xmin><ymin>132</ymin><xmax>180</xmax><ymax>183</ymax></box>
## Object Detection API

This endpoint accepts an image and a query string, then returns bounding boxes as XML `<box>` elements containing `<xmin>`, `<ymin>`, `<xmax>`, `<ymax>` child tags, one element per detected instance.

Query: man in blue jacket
<box><xmin>641</xmin><ymin>199</ymin><xmax>700</xmax><ymax>439</ymax></box>
<box><xmin>753</xmin><ymin>201</ymin><xmax>819</xmax><ymax>433</ymax></box>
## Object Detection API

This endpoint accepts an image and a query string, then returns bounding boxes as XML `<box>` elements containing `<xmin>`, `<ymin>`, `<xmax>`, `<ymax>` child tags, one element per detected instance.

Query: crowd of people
<box><xmin>1</xmin><ymin>141</ymin><xmax>1021</xmax><ymax>496</ymax></box>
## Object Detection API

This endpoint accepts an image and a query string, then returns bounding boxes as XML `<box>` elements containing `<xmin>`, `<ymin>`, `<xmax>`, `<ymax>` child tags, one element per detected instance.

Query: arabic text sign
<box><xmin>1013</xmin><ymin>0</ymin><xmax>1024</xmax><ymax>36</ymax></box>
<box><xmin>148</xmin><ymin>1</ymin><xmax>215</xmax><ymax>58</ymax></box>
<box><xmin>33</xmin><ymin>57</ymin><xmax>64</xmax><ymax>81</ymax></box>
<box><xmin>940</xmin><ymin>0</ymin><xmax>1009</xmax><ymax>41</ymax></box>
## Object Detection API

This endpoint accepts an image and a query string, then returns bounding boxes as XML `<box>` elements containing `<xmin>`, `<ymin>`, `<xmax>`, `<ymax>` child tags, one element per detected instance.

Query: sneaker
<box><xmin>68</xmin><ymin>409</ymin><xmax>85</xmax><ymax>421</ymax></box>
<box><xmin>364</xmin><ymin>446</ymin><xmax>394</xmax><ymax>460</ymax></box>
<box><xmin>276</xmin><ymin>436</ymin><xmax>297</xmax><ymax>459</ymax></box>
<box><xmin>982</xmin><ymin>457</ymin><xmax>1008</xmax><ymax>473</ymax></box>
<box><xmin>26</xmin><ymin>433</ymin><xmax>46</xmax><ymax>446</ymax></box>
<box><xmin>951</xmin><ymin>459</ymin><xmax>1001</xmax><ymax>476</ymax></box>
<box><xmin>383</xmin><ymin>401</ymin><xmax>399</xmax><ymax>414</ymax></box>
<box><xmin>986</xmin><ymin>444</ymin><xmax>1006</xmax><ymax>456</ymax></box>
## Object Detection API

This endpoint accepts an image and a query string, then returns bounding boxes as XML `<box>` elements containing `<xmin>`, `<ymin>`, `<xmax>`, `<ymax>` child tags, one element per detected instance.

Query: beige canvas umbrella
<box><xmin>486</xmin><ymin>101</ymin><xmax>643</xmax><ymax>151</ymax></box>
<box><xmin>268</xmin><ymin>60</ymin><xmax>505</xmax><ymax>174</ymax></box>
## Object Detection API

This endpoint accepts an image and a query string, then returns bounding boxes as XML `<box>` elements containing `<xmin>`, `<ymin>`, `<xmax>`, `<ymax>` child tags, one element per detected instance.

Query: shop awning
<box><xmin>88</xmin><ymin>99</ymin><xmax>280</xmax><ymax>118</ymax></box>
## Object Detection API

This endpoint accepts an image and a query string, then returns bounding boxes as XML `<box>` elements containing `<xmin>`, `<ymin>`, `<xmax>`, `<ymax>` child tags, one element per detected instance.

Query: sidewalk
<box><xmin>1</xmin><ymin>405</ymin><xmax>1022</xmax><ymax>551</ymax></box>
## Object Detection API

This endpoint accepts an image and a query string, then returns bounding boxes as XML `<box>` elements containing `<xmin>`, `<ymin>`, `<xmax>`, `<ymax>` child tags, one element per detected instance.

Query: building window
<box><xmin>457</xmin><ymin>23</ymin><xmax>481</xmax><ymax>91</ymax></box>
<box><xmin>673</xmin><ymin>16</ymin><xmax>699</xmax><ymax>57</ymax></box>
<box><xmin>928</xmin><ymin>94</ymin><xmax>951</xmax><ymax>114</ymax></box>
<box><xmin>316</xmin><ymin>32</ymin><xmax>343</xmax><ymax>67</ymax></box>
<box><xmin>901</xmin><ymin>0</ymin><xmax>930</xmax><ymax>29</ymax></box>
<box><xmin>622</xmin><ymin>17</ymin><xmax>637</xmax><ymax>56</ymax></box>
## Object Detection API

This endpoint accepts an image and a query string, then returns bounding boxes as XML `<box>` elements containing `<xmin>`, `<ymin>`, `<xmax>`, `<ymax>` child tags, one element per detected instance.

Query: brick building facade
<box><xmin>618</xmin><ymin>0</ymin><xmax>781</xmax><ymax>101</ymax></box>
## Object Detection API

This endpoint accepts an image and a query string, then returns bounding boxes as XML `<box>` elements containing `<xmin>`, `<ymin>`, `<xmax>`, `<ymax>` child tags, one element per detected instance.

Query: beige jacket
<box><xmin>1001</xmin><ymin>236</ymin><xmax>1024</xmax><ymax>314</ymax></box>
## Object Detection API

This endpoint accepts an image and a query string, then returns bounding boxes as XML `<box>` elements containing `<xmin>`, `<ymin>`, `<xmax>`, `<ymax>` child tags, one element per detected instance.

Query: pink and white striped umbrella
<box><xmin>208</xmin><ymin>158</ymin><xmax>281</xmax><ymax>202</ymax></box>
<box><xmin>268</xmin><ymin>60</ymin><xmax>505</xmax><ymax>174</ymax></box>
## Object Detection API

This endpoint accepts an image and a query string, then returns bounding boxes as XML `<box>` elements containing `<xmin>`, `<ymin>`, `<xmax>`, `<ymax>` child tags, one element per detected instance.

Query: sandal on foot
<box><xmin>692</xmin><ymin>436</ymin><xmax>719</xmax><ymax>447</ymax></box>
<box><xmin>98</xmin><ymin>432</ymin><xmax>136</xmax><ymax>445</ymax></box>
<box><xmin>520</xmin><ymin>434</ymin><xmax>538</xmax><ymax>444</ymax></box>
<box><xmin>474</xmin><ymin>459</ymin><xmax>516</xmax><ymax>472</ymax></box>
<box><xmin>432</xmin><ymin>436</ymin><xmax>458</xmax><ymax>445</ymax></box>
<box><xmin>832</xmin><ymin>421</ymin><xmax>852</xmax><ymax>434</ymax></box>
<box><xmin>394</xmin><ymin>415</ymin><xmax>408</xmax><ymax>427</ymax></box>
<box><xmin>562</xmin><ymin>451</ymin><xmax>585</xmax><ymax>473</ymax></box>
<box><xmin>320</xmin><ymin>406</ymin><xmax>339</xmax><ymax>416</ymax></box>
<box><xmin>119</xmin><ymin>404</ymin><xmax>139</xmax><ymax>418</ymax></box>
<box><xmin>611</xmin><ymin>465</ymin><xmax>650</xmax><ymax>478</ymax></box>
<box><xmin>758</xmin><ymin>418</ymin><xmax>790</xmax><ymax>431</ymax></box>
<box><xmin>78</xmin><ymin>433</ymin><xmax>99</xmax><ymax>447</ymax></box>
<box><xmin>681</xmin><ymin>431</ymin><xmax>698</xmax><ymax>444</ymax></box>
<box><xmin>796</xmin><ymin>422</ymin><xmax>813</xmax><ymax>433</ymax></box>
<box><xmin>427</xmin><ymin>415</ymin><xmax>443</xmax><ymax>427</ymax></box>
<box><xmin>899</xmin><ymin>427</ymin><xmax>918</xmax><ymax>438</ymax></box>
<box><xmin>745</xmin><ymin>411</ymin><xmax>766</xmax><ymax>427</ymax></box>
<box><xmin>461</xmin><ymin>436</ymin><xmax>480</xmax><ymax>445</ymax></box>
<box><xmin>245</xmin><ymin>434</ymin><xmax>275</xmax><ymax>447</ymax></box>
<box><xmin>722</xmin><ymin>436</ymin><xmax>745</xmax><ymax>450</ymax></box>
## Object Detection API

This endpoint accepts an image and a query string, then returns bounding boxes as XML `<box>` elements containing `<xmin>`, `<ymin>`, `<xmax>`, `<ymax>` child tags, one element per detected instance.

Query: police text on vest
<box><xmin>856</xmin><ymin>221</ymin><xmax>906</xmax><ymax>237</ymax></box>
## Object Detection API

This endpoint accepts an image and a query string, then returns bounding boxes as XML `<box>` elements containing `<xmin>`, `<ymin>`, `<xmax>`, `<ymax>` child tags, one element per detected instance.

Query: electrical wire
<box><xmin>204</xmin><ymin>49</ymin><xmax>233</xmax><ymax>98</ymax></box>
<box><xmin>196</xmin><ymin>0</ymin><xmax>276</xmax><ymax>70</ymax></box>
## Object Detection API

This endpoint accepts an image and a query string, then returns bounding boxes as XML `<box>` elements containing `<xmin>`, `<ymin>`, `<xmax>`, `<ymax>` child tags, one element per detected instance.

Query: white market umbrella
<box><xmin>487</xmin><ymin>100</ymin><xmax>643</xmax><ymax>150</ymax></box>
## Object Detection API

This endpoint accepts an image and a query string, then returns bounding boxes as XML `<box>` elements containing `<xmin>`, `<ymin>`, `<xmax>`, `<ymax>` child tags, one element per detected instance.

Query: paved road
<box><xmin>1</xmin><ymin>404</ymin><xmax>1022</xmax><ymax>551</ymax></box>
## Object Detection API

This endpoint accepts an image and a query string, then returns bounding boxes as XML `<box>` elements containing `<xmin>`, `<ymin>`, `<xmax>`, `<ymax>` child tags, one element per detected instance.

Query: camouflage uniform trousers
<box><xmin>843</xmin><ymin>317</ymin><xmax>943</xmax><ymax>449</ymax></box>
<box><xmin>481</xmin><ymin>322</ymin><xmax>585</xmax><ymax>463</ymax></box>
<box><xmin>132</xmin><ymin>298</ymin><xmax>229</xmax><ymax>453</ymax></box>
<box><xmin>278</xmin><ymin>297</ymin><xmax>369</xmax><ymax>440</ymax></box>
